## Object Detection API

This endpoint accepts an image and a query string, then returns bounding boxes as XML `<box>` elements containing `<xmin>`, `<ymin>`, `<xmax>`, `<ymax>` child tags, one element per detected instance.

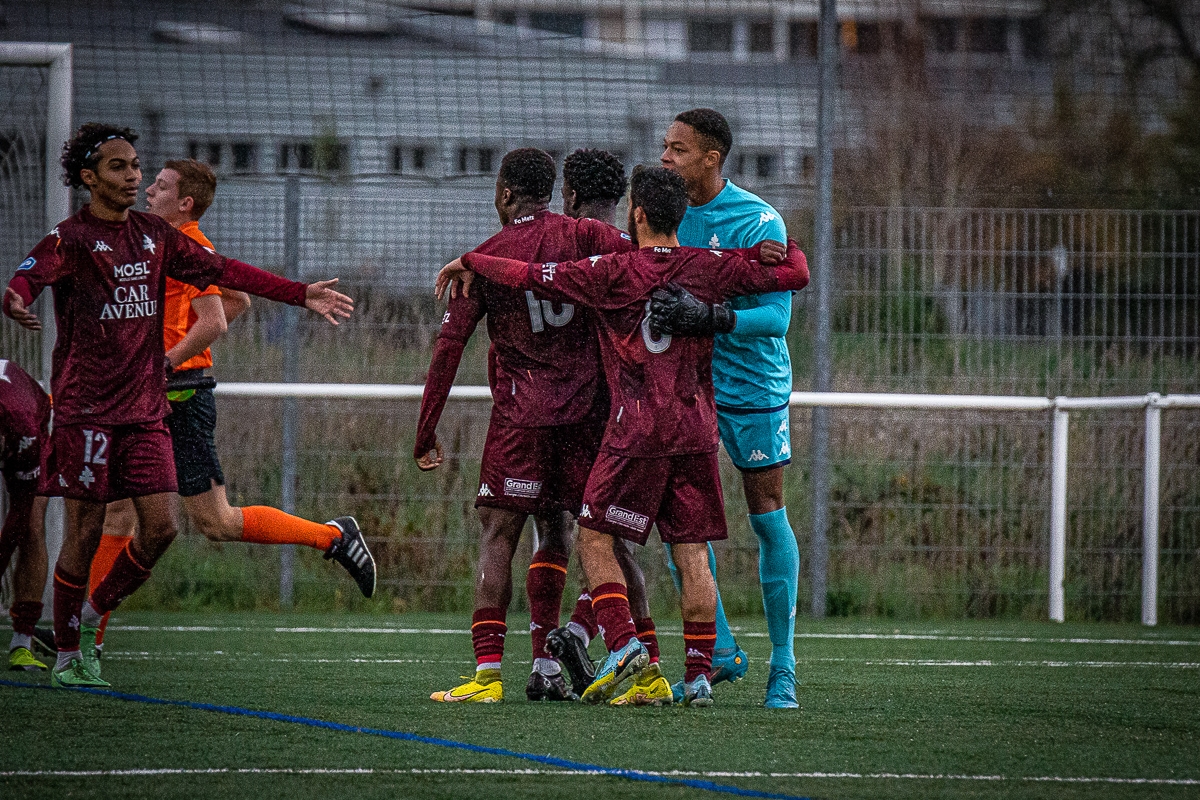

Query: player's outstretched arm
<box><xmin>648</xmin><ymin>283</ymin><xmax>735</xmax><ymax>337</ymax></box>
<box><xmin>3</xmin><ymin>288</ymin><xmax>41</xmax><ymax>331</ymax></box>
<box><xmin>435</xmin><ymin>257</ymin><xmax>475</xmax><ymax>300</ymax></box>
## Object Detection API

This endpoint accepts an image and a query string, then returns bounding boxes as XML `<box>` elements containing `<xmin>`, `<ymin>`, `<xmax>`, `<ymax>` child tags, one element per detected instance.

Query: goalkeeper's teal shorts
<box><xmin>716</xmin><ymin>403</ymin><xmax>792</xmax><ymax>472</ymax></box>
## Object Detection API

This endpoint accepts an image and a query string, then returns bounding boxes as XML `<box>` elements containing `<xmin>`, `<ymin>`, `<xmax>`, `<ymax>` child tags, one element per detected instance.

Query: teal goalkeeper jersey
<box><xmin>677</xmin><ymin>180</ymin><xmax>792</xmax><ymax>410</ymax></box>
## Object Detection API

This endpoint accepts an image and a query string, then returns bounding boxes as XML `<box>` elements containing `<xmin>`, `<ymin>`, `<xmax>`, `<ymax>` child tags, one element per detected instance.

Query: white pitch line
<box><xmin>107</xmin><ymin>626</ymin><xmax>1200</xmax><ymax>647</ymax></box>
<box><xmin>1</xmin><ymin>767</ymin><xmax>1196</xmax><ymax>785</ymax></box>
<box><xmin>813</xmin><ymin>657</ymin><xmax>1200</xmax><ymax>668</ymax></box>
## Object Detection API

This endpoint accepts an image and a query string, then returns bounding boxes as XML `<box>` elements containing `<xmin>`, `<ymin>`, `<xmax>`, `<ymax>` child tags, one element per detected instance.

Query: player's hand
<box><xmin>756</xmin><ymin>239</ymin><xmax>787</xmax><ymax>266</ymax></box>
<box><xmin>435</xmin><ymin>258</ymin><xmax>475</xmax><ymax>300</ymax></box>
<box><xmin>416</xmin><ymin>438</ymin><xmax>444</xmax><ymax>471</ymax></box>
<box><xmin>4</xmin><ymin>288</ymin><xmax>40</xmax><ymax>330</ymax></box>
<box><xmin>304</xmin><ymin>279</ymin><xmax>354</xmax><ymax>325</ymax></box>
<box><xmin>648</xmin><ymin>282</ymin><xmax>735</xmax><ymax>337</ymax></box>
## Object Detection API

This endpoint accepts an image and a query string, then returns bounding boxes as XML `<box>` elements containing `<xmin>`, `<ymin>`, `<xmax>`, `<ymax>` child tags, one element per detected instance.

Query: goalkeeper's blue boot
<box><xmin>764</xmin><ymin>663</ymin><xmax>799</xmax><ymax>709</ymax></box>
<box><xmin>710</xmin><ymin>646</ymin><xmax>748</xmax><ymax>685</ymax></box>
<box><xmin>580</xmin><ymin>637</ymin><xmax>648</xmax><ymax>705</ymax></box>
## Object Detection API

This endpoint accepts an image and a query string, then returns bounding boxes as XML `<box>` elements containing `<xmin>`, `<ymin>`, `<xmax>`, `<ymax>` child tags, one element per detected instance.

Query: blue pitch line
<box><xmin>1</xmin><ymin>679</ymin><xmax>809</xmax><ymax>800</ymax></box>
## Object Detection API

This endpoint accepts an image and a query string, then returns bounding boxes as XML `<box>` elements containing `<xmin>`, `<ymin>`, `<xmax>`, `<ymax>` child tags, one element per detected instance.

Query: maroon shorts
<box><xmin>476</xmin><ymin>414</ymin><xmax>604</xmax><ymax>515</ymax></box>
<box><xmin>579</xmin><ymin>451</ymin><xmax>728</xmax><ymax>545</ymax></box>
<box><xmin>39</xmin><ymin>419</ymin><xmax>178</xmax><ymax>503</ymax></box>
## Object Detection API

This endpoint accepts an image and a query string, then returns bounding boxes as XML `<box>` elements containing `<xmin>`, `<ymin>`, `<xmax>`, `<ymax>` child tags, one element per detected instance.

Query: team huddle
<box><xmin>2</xmin><ymin>108</ymin><xmax>809</xmax><ymax>709</ymax></box>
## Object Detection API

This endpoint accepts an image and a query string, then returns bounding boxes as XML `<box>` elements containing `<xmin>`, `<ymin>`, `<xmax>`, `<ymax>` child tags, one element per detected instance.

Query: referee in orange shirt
<box><xmin>89</xmin><ymin>159</ymin><xmax>374</xmax><ymax>651</ymax></box>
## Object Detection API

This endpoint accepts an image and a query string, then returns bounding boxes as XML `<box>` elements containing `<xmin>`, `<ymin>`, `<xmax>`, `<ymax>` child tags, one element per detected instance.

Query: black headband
<box><xmin>84</xmin><ymin>134</ymin><xmax>129</xmax><ymax>161</ymax></box>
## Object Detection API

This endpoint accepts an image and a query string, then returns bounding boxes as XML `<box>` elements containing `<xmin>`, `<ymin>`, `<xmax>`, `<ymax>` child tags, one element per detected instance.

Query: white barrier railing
<box><xmin>214</xmin><ymin>384</ymin><xmax>1200</xmax><ymax>626</ymax></box>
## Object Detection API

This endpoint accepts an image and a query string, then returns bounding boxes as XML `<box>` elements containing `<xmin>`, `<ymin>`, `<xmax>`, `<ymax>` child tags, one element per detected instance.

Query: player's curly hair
<box><xmin>562</xmin><ymin>149</ymin><xmax>627</xmax><ymax>206</ymax></box>
<box><xmin>61</xmin><ymin>122</ymin><xmax>139</xmax><ymax>189</ymax></box>
<box><xmin>498</xmin><ymin>148</ymin><xmax>556</xmax><ymax>201</ymax></box>
<box><xmin>629</xmin><ymin>165</ymin><xmax>688</xmax><ymax>236</ymax></box>
<box><xmin>674</xmin><ymin>108</ymin><xmax>732</xmax><ymax>165</ymax></box>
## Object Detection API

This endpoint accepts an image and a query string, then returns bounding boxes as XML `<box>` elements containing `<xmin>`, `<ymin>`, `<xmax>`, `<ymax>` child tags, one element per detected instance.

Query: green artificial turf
<box><xmin>3</xmin><ymin>613</ymin><xmax>1198</xmax><ymax>799</ymax></box>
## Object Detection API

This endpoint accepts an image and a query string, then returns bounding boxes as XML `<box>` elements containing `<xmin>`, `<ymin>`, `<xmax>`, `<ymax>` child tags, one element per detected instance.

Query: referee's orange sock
<box><xmin>90</xmin><ymin>533</ymin><xmax>133</xmax><ymax>646</ymax></box>
<box><xmin>240</xmin><ymin>507</ymin><xmax>338</xmax><ymax>551</ymax></box>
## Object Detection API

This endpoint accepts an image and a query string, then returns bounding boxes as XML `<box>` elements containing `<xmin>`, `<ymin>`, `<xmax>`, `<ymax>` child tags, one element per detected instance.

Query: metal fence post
<box><xmin>809</xmin><ymin>0</ymin><xmax>837</xmax><ymax>618</ymax></box>
<box><xmin>1142</xmin><ymin>393</ymin><xmax>1162</xmax><ymax>626</ymax></box>
<box><xmin>279</xmin><ymin>175</ymin><xmax>301</xmax><ymax>610</ymax></box>
<box><xmin>1049</xmin><ymin>402</ymin><xmax>1069</xmax><ymax>622</ymax></box>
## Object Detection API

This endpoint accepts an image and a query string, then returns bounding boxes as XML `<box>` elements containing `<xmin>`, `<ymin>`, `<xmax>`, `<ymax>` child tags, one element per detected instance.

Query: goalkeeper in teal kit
<box><xmin>655</xmin><ymin>108</ymin><xmax>800</xmax><ymax>709</ymax></box>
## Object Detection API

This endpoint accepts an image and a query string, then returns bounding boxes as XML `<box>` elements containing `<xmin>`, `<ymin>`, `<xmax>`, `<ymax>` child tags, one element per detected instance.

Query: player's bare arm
<box><xmin>166</xmin><ymin>293</ymin><xmax>226</xmax><ymax>369</ymax></box>
<box><xmin>219</xmin><ymin>289</ymin><xmax>251</xmax><ymax>324</ymax></box>
<box><xmin>435</xmin><ymin>257</ymin><xmax>475</xmax><ymax>300</ymax></box>
<box><xmin>3</xmin><ymin>288</ymin><xmax>41</xmax><ymax>330</ymax></box>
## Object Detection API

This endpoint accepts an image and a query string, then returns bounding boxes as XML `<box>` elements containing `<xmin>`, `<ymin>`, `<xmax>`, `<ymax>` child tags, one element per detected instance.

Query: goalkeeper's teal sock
<box><xmin>751</xmin><ymin>507</ymin><xmax>799</xmax><ymax>670</ymax></box>
<box><xmin>665</xmin><ymin>542</ymin><xmax>738</xmax><ymax>654</ymax></box>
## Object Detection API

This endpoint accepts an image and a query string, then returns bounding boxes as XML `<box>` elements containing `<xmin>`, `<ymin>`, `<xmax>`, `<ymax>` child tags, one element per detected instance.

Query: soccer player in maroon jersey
<box><xmin>0</xmin><ymin>358</ymin><xmax>52</xmax><ymax>671</ymax></box>
<box><xmin>3</xmin><ymin>123</ymin><xmax>354</xmax><ymax>688</ymax></box>
<box><xmin>547</xmin><ymin>148</ymin><xmax>671</xmax><ymax>706</ymax></box>
<box><xmin>437</xmin><ymin>166</ymin><xmax>808</xmax><ymax>706</ymax></box>
<box><xmin>416</xmin><ymin>148</ymin><xmax>632</xmax><ymax>703</ymax></box>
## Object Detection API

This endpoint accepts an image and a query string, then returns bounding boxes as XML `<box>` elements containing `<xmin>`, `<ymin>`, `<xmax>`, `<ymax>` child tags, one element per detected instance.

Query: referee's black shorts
<box><xmin>166</xmin><ymin>378</ymin><xmax>224</xmax><ymax>498</ymax></box>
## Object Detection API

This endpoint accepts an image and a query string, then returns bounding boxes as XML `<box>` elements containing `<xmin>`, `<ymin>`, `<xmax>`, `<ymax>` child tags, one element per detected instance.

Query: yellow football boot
<box><xmin>430</xmin><ymin>669</ymin><xmax>503</xmax><ymax>703</ymax></box>
<box><xmin>610</xmin><ymin>661</ymin><xmax>672</xmax><ymax>706</ymax></box>
<box><xmin>8</xmin><ymin>646</ymin><xmax>48</xmax><ymax>672</ymax></box>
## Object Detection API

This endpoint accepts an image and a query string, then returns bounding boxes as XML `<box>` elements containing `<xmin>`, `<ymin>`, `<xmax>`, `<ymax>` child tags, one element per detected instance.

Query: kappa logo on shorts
<box><xmin>604</xmin><ymin>505</ymin><xmax>649</xmax><ymax>533</ymax></box>
<box><xmin>579</xmin><ymin>504</ymin><xmax>592</xmax><ymax>519</ymax></box>
<box><xmin>503</xmin><ymin>478</ymin><xmax>542</xmax><ymax>499</ymax></box>
<box><xmin>477</xmin><ymin>483</ymin><xmax>493</xmax><ymax>497</ymax></box>
<box><xmin>777</xmin><ymin>418</ymin><xmax>789</xmax><ymax>435</ymax></box>
<box><xmin>748</xmin><ymin>449</ymin><xmax>768</xmax><ymax>462</ymax></box>
<box><xmin>779</xmin><ymin>439</ymin><xmax>791</xmax><ymax>457</ymax></box>
<box><xmin>79</xmin><ymin>466</ymin><xmax>95</xmax><ymax>487</ymax></box>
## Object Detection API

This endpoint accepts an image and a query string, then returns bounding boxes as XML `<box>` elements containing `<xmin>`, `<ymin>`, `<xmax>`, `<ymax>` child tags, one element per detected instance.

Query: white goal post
<box><xmin>214</xmin><ymin>384</ymin><xmax>1200</xmax><ymax>627</ymax></box>
<box><xmin>0</xmin><ymin>42</ymin><xmax>72</xmax><ymax>613</ymax></box>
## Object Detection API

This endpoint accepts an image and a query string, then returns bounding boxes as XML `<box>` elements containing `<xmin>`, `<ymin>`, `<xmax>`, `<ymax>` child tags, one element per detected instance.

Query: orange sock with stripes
<box><xmin>240</xmin><ymin>506</ymin><xmax>337</xmax><ymax>551</ymax></box>
<box><xmin>526</xmin><ymin>549</ymin><xmax>569</xmax><ymax>660</ymax></box>
<box><xmin>89</xmin><ymin>533</ymin><xmax>133</xmax><ymax>646</ymax></box>
<box><xmin>683</xmin><ymin>620</ymin><xmax>717</xmax><ymax>682</ymax></box>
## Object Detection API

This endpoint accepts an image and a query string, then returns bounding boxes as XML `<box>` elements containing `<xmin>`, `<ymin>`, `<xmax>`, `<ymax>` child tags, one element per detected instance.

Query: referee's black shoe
<box><xmin>545</xmin><ymin>626</ymin><xmax>596</xmax><ymax>698</ymax></box>
<box><xmin>324</xmin><ymin>516</ymin><xmax>377</xmax><ymax>598</ymax></box>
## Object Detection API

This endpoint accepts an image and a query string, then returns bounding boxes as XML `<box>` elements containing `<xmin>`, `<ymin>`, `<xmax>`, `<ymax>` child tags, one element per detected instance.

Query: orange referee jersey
<box><xmin>163</xmin><ymin>220</ymin><xmax>223</xmax><ymax>371</ymax></box>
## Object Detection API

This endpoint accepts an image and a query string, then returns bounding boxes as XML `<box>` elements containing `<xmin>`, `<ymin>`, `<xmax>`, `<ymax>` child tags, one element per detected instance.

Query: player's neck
<box><xmin>503</xmin><ymin>201</ymin><xmax>547</xmax><ymax>225</ymax></box>
<box><xmin>637</xmin><ymin>230</ymin><xmax>679</xmax><ymax>249</ymax></box>
<box><xmin>688</xmin><ymin>174</ymin><xmax>726</xmax><ymax>207</ymax></box>
<box><xmin>88</xmin><ymin>196</ymin><xmax>131</xmax><ymax>223</ymax></box>
<box><xmin>576</xmin><ymin>202</ymin><xmax>617</xmax><ymax>226</ymax></box>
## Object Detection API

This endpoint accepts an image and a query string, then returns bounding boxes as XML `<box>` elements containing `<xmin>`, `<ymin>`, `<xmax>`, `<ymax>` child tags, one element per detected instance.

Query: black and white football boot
<box><xmin>324</xmin><ymin>516</ymin><xmax>376</xmax><ymax>598</ymax></box>
<box><xmin>525</xmin><ymin>670</ymin><xmax>577</xmax><ymax>702</ymax></box>
<box><xmin>545</xmin><ymin>626</ymin><xmax>596</xmax><ymax>698</ymax></box>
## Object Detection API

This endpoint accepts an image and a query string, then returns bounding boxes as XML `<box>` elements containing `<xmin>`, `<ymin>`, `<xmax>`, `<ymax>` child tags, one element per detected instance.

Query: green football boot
<box><xmin>50</xmin><ymin>657</ymin><xmax>110</xmax><ymax>688</ymax></box>
<box><xmin>80</xmin><ymin>624</ymin><xmax>102</xmax><ymax>679</ymax></box>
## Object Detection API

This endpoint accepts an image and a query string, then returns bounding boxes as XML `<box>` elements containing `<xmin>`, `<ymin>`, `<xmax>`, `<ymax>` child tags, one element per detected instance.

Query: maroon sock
<box><xmin>471</xmin><ymin>607</ymin><xmax>507</xmax><ymax>667</ymax></box>
<box><xmin>590</xmin><ymin>582</ymin><xmax>635</xmax><ymax>653</ymax></box>
<box><xmin>634</xmin><ymin>616</ymin><xmax>660</xmax><ymax>664</ymax></box>
<box><xmin>9</xmin><ymin>600</ymin><xmax>43</xmax><ymax>637</ymax></box>
<box><xmin>569</xmin><ymin>591</ymin><xmax>600</xmax><ymax>641</ymax></box>
<box><xmin>526</xmin><ymin>549</ymin><xmax>568</xmax><ymax>660</ymax></box>
<box><xmin>53</xmin><ymin>567</ymin><xmax>88</xmax><ymax>652</ymax></box>
<box><xmin>683</xmin><ymin>620</ymin><xmax>717</xmax><ymax>682</ymax></box>
<box><xmin>89</xmin><ymin>541</ymin><xmax>152</xmax><ymax>615</ymax></box>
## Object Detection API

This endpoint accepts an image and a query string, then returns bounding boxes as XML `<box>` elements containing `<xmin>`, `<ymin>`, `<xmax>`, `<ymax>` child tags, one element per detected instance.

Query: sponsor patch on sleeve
<box><xmin>17</xmin><ymin>257</ymin><xmax>35</xmax><ymax>271</ymax></box>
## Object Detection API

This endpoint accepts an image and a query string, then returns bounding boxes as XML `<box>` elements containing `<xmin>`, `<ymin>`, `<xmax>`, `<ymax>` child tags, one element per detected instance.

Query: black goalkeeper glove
<box><xmin>648</xmin><ymin>282</ymin><xmax>736</xmax><ymax>337</ymax></box>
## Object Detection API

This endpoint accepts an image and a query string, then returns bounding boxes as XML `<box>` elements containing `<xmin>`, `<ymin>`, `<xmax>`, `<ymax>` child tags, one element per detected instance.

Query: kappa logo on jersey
<box><xmin>579</xmin><ymin>504</ymin><xmax>592</xmax><ymax>519</ymax></box>
<box><xmin>93</xmin><ymin>240</ymin><xmax>113</xmax><ymax>253</ymax></box>
<box><xmin>748</xmin><ymin>449</ymin><xmax>768</xmax><ymax>462</ymax></box>
<box><xmin>48</xmin><ymin>227</ymin><xmax>59</xmax><ymax>237</ymax></box>
<box><xmin>113</xmin><ymin>260</ymin><xmax>151</xmax><ymax>282</ymax></box>
<box><xmin>142</xmin><ymin>234</ymin><xmax>156</xmax><ymax>254</ymax></box>
<box><xmin>758</xmin><ymin>211</ymin><xmax>777</xmax><ymax>227</ymax></box>
<box><xmin>477</xmin><ymin>483</ymin><xmax>493</xmax><ymax>497</ymax></box>
<box><xmin>503</xmin><ymin>477</ymin><xmax>542</xmax><ymax>499</ymax></box>
<box><xmin>709</xmin><ymin>234</ymin><xmax>721</xmax><ymax>248</ymax></box>
<box><xmin>541</xmin><ymin>263</ymin><xmax>557</xmax><ymax>282</ymax></box>
<box><xmin>18</xmin><ymin>256</ymin><xmax>35</xmax><ymax>271</ymax></box>
<box><xmin>79</xmin><ymin>465</ymin><xmax>95</xmax><ymax>487</ymax></box>
<box><xmin>605</xmin><ymin>505</ymin><xmax>650</xmax><ymax>533</ymax></box>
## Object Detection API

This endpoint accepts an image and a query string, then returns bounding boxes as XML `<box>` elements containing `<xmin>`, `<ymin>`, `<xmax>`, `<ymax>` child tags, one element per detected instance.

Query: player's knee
<box><xmin>195</xmin><ymin>513</ymin><xmax>239</xmax><ymax>542</ymax></box>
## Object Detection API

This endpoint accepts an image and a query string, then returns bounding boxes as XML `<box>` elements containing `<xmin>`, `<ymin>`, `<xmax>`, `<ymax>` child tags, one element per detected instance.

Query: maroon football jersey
<box><xmin>461</xmin><ymin>242</ymin><xmax>809</xmax><ymax>457</ymax></box>
<box><xmin>415</xmin><ymin>210</ymin><xmax>632</xmax><ymax>455</ymax></box>
<box><xmin>7</xmin><ymin>205</ymin><xmax>307</xmax><ymax>426</ymax></box>
<box><xmin>0</xmin><ymin>358</ymin><xmax>50</xmax><ymax>483</ymax></box>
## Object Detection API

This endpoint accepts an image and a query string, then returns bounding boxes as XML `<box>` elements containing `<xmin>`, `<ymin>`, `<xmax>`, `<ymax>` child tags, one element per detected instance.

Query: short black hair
<box><xmin>562</xmin><ymin>149</ymin><xmax>627</xmax><ymax>205</ymax></box>
<box><xmin>629</xmin><ymin>166</ymin><xmax>688</xmax><ymax>236</ymax></box>
<box><xmin>61</xmin><ymin>122</ymin><xmax>139</xmax><ymax>189</ymax></box>
<box><xmin>674</xmin><ymin>108</ymin><xmax>732</xmax><ymax>164</ymax></box>
<box><xmin>497</xmin><ymin>148</ymin><xmax>556</xmax><ymax>201</ymax></box>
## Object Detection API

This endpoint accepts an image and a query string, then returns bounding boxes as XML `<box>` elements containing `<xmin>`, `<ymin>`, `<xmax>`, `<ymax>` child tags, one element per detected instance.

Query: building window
<box><xmin>928</xmin><ymin>18</ymin><xmax>958</xmax><ymax>53</ymax></box>
<box><xmin>456</xmin><ymin>146</ymin><xmax>496</xmax><ymax>175</ymax></box>
<box><xmin>856</xmin><ymin>22</ymin><xmax>882</xmax><ymax>54</ymax></box>
<box><xmin>749</xmin><ymin>21</ymin><xmax>774</xmax><ymax>53</ymax></box>
<box><xmin>188</xmin><ymin>140</ymin><xmax>201</xmax><ymax>161</ymax></box>
<box><xmin>789</xmin><ymin>21</ymin><xmax>817</xmax><ymax>59</ymax></box>
<box><xmin>231</xmin><ymin>142</ymin><xmax>256</xmax><ymax>172</ymax></box>
<box><xmin>965</xmin><ymin>17</ymin><xmax>1008</xmax><ymax>54</ymax></box>
<box><xmin>689</xmin><ymin>19</ymin><xmax>733</xmax><ymax>53</ymax></box>
<box><xmin>391</xmin><ymin>144</ymin><xmax>433</xmax><ymax>175</ymax></box>
<box><xmin>207</xmin><ymin>142</ymin><xmax>222</xmax><ymax>166</ymax></box>
<box><xmin>1020</xmin><ymin>17</ymin><xmax>1046</xmax><ymax>59</ymax></box>
<box><xmin>279</xmin><ymin>142</ymin><xmax>314</xmax><ymax>171</ymax></box>
<box><xmin>735</xmin><ymin>151</ymin><xmax>778</xmax><ymax>182</ymax></box>
<box><xmin>530</xmin><ymin>12</ymin><xmax>584</xmax><ymax>37</ymax></box>
<box><xmin>279</xmin><ymin>140</ymin><xmax>345</xmax><ymax>173</ymax></box>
